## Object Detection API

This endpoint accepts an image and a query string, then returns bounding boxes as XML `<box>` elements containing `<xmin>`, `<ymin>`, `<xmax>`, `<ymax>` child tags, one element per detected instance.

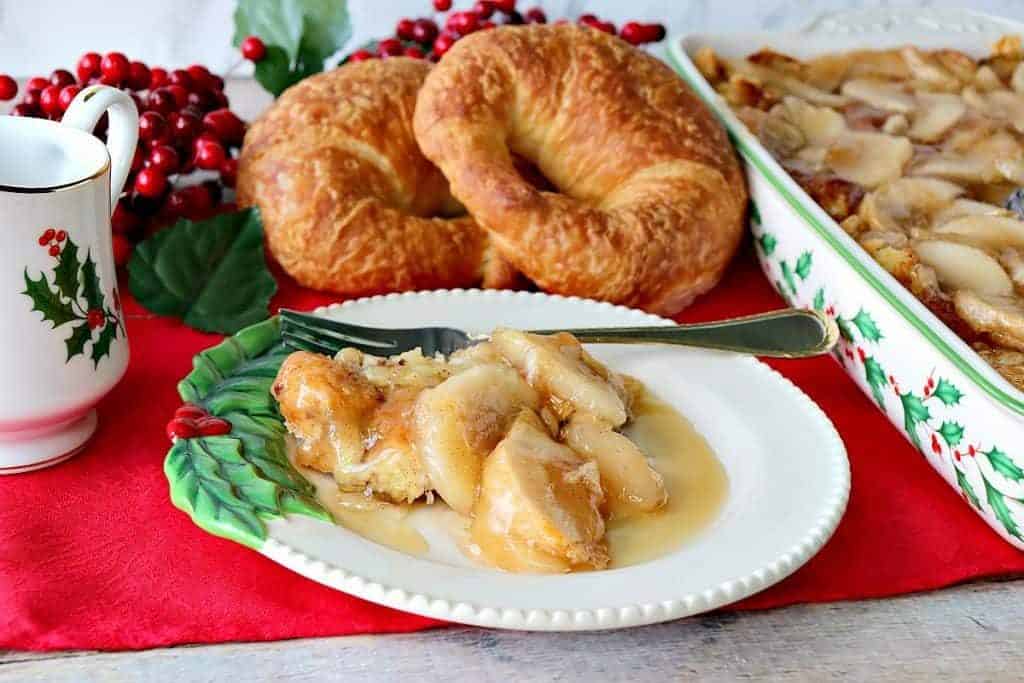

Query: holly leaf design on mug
<box><xmin>22</xmin><ymin>231</ymin><xmax>122</xmax><ymax>366</ymax></box>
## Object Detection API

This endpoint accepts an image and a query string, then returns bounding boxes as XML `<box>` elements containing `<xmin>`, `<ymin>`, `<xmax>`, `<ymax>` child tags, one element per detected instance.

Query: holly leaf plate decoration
<box><xmin>233</xmin><ymin>0</ymin><xmax>352</xmax><ymax>96</ymax></box>
<box><xmin>165</xmin><ymin>316</ymin><xmax>329</xmax><ymax>548</ymax></box>
<box><xmin>127</xmin><ymin>208</ymin><xmax>277</xmax><ymax>335</ymax></box>
<box><xmin>23</xmin><ymin>228</ymin><xmax>124</xmax><ymax>367</ymax></box>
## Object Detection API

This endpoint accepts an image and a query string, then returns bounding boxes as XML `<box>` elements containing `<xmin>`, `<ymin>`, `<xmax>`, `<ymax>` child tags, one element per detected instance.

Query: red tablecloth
<box><xmin>2</xmin><ymin>246</ymin><xmax>1023</xmax><ymax>651</ymax></box>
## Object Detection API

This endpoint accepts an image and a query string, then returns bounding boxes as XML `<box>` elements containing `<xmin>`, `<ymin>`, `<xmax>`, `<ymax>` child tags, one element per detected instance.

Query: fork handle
<box><xmin>531</xmin><ymin>309</ymin><xmax>839</xmax><ymax>358</ymax></box>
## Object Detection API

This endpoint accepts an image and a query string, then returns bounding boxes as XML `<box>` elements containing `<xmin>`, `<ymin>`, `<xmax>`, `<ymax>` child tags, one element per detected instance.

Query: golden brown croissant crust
<box><xmin>238</xmin><ymin>58</ymin><xmax>514</xmax><ymax>296</ymax></box>
<box><xmin>414</xmin><ymin>24</ymin><xmax>748</xmax><ymax>315</ymax></box>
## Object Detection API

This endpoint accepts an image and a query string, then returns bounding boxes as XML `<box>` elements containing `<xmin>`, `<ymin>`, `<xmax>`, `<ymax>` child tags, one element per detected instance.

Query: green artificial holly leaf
<box><xmin>932</xmin><ymin>378</ymin><xmax>963</xmax><ymax>407</ymax></box>
<box><xmin>234</xmin><ymin>0</ymin><xmax>351</xmax><ymax>97</ymax></box>
<box><xmin>984</xmin><ymin>478</ymin><xmax>1023</xmax><ymax>540</ymax></box>
<box><xmin>852</xmin><ymin>309</ymin><xmax>883</xmax><ymax>343</ymax></box>
<box><xmin>900</xmin><ymin>391</ymin><xmax>931</xmax><ymax>450</ymax></box>
<box><xmin>835</xmin><ymin>316</ymin><xmax>856</xmax><ymax>343</ymax></box>
<box><xmin>794</xmin><ymin>251</ymin><xmax>812</xmax><ymax>280</ymax></box>
<box><xmin>985</xmin><ymin>447</ymin><xmax>1024</xmax><ymax>482</ymax></box>
<box><xmin>80</xmin><ymin>251</ymin><xmax>104</xmax><ymax>312</ymax></box>
<box><xmin>64</xmin><ymin>322</ymin><xmax>92</xmax><ymax>362</ymax></box>
<box><xmin>757</xmin><ymin>232</ymin><xmax>777</xmax><ymax>255</ymax></box>
<box><xmin>90</xmin><ymin>322</ymin><xmax>117</xmax><ymax>368</ymax></box>
<box><xmin>749</xmin><ymin>200</ymin><xmax>762</xmax><ymax>226</ymax></box>
<box><xmin>938</xmin><ymin>421</ymin><xmax>964</xmax><ymax>449</ymax></box>
<box><xmin>956</xmin><ymin>467</ymin><xmax>981</xmax><ymax>510</ymax></box>
<box><xmin>128</xmin><ymin>208</ymin><xmax>278</xmax><ymax>335</ymax></box>
<box><xmin>812</xmin><ymin>287</ymin><xmax>825</xmax><ymax>311</ymax></box>
<box><xmin>22</xmin><ymin>270</ymin><xmax>77</xmax><ymax>328</ymax></box>
<box><xmin>53</xmin><ymin>238</ymin><xmax>81</xmax><ymax>301</ymax></box>
<box><xmin>863</xmin><ymin>356</ymin><xmax>887</xmax><ymax>408</ymax></box>
<box><xmin>781</xmin><ymin>261</ymin><xmax>797</xmax><ymax>296</ymax></box>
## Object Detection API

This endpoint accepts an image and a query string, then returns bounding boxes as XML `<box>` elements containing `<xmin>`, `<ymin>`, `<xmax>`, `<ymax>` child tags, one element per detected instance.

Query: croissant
<box><xmin>414</xmin><ymin>24</ymin><xmax>748</xmax><ymax>315</ymax></box>
<box><xmin>237</xmin><ymin>58</ymin><xmax>518</xmax><ymax>296</ymax></box>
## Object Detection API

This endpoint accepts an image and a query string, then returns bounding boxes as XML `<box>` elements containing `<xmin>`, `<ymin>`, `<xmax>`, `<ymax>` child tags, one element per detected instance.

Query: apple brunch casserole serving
<box><xmin>272</xmin><ymin>330</ymin><xmax>726</xmax><ymax>573</ymax></box>
<box><xmin>696</xmin><ymin>36</ymin><xmax>1024</xmax><ymax>390</ymax></box>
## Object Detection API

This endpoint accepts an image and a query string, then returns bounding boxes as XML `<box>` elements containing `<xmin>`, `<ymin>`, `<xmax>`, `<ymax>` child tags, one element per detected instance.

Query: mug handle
<box><xmin>61</xmin><ymin>85</ymin><xmax>139</xmax><ymax>213</ymax></box>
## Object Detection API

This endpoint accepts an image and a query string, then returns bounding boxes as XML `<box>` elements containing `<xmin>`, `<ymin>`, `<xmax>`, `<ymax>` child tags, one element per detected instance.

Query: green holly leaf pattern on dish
<box><xmin>863</xmin><ymin>356</ymin><xmax>887</xmax><ymax>408</ymax></box>
<box><xmin>22</xmin><ymin>270</ymin><xmax>76</xmax><ymax>328</ymax></box>
<box><xmin>780</xmin><ymin>261</ymin><xmax>797</xmax><ymax>296</ymax></box>
<box><xmin>53</xmin><ymin>238</ymin><xmax>81</xmax><ymax>301</ymax></box>
<box><xmin>851</xmin><ymin>309</ymin><xmax>883</xmax><ymax>343</ymax></box>
<box><xmin>899</xmin><ymin>391</ymin><xmax>931</xmax><ymax>450</ymax></box>
<box><xmin>956</xmin><ymin>467</ymin><xmax>982</xmax><ymax>510</ymax></box>
<box><xmin>938</xmin><ymin>421</ymin><xmax>965</xmax><ymax>449</ymax></box>
<box><xmin>749</xmin><ymin>200</ymin><xmax>762</xmax><ymax>226</ymax></box>
<box><xmin>794</xmin><ymin>251</ymin><xmax>812</xmax><ymax>280</ymax></box>
<box><xmin>757</xmin><ymin>232</ymin><xmax>777</xmax><ymax>255</ymax></box>
<box><xmin>835</xmin><ymin>316</ymin><xmax>856</xmax><ymax>343</ymax></box>
<box><xmin>166</xmin><ymin>316</ymin><xmax>329</xmax><ymax>549</ymax></box>
<box><xmin>985</xmin><ymin>447</ymin><xmax>1024</xmax><ymax>482</ymax></box>
<box><xmin>812</xmin><ymin>287</ymin><xmax>825</xmax><ymax>311</ymax></box>
<box><xmin>80</xmin><ymin>251</ymin><xmax>105</xmax><ymax>312</ymax></box>
<box><xmin>128</xmin><ymin>208</ymin><xmax>277</xmax><ymax>335</ymax></box>
<box><xmin>932</xmin><ymin>378</ymin><xmax>963</xmax><ymax>407</ymax></box>
<box><xmin>984</xmin><ymin>478</ymin><xmax>1023</xmax><ymax>540</ymax></box>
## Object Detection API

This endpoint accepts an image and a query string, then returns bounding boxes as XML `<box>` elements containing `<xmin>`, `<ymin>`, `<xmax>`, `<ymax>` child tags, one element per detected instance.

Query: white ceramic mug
<box><xmin>0</xmin><ymin>85</ymin><xmax>139</xmax><ymax>473</ymax></box>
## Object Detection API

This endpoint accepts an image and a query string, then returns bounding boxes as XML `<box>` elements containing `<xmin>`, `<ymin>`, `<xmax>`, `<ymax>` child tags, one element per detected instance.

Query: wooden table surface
<box><xmin>4</xmin><ymin>80</ymin><xmax>1023</xmax><ymax>683</ymax></box>
<box><xmin>2</xmin><ymin>580</ymin><xmax>1021</xmax><ymax>681</ymax></box>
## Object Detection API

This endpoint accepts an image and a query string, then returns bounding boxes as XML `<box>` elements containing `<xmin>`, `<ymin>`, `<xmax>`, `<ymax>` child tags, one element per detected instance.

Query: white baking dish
<box><xmin>668</xmin><ymin>8</ymin><xmax>1024</xmax><ymax>549</ymax></box>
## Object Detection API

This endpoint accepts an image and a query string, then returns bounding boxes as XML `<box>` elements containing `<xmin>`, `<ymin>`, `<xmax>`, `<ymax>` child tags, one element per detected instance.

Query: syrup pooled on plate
<box><xmin>275</xmin><ymin>329</ymin><xmax>728</xmax><ymax>572</ymax></box>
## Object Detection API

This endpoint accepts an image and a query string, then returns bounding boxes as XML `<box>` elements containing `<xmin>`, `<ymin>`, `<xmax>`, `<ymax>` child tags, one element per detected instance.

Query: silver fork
<box><xmin>279</xmin><ymin>307</ymin><xmax>839</xmax><ymax>359</ymax></box>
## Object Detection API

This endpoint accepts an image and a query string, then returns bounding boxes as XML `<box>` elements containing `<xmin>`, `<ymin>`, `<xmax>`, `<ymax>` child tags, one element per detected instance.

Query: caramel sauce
<box><xmin>290</xmin><ymin>389</ymin><xmax>727</xmax><ymax>570</ymax></box>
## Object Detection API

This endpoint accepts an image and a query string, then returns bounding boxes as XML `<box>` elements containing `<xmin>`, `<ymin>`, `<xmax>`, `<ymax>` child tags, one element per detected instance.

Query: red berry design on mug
<box><xmin>39</xmin><ymin>228</ymin><xmax>56</xmax><ymax>246</ymax></box>
<box><xmin>87</xmin><ymin>309</ymin><xmax>106</xmax><ymax>330</ymax></box>
<box><xmin>48</xmin><ymin>244</ymin><xmax>61</xmax><ymax>257</ymax></box>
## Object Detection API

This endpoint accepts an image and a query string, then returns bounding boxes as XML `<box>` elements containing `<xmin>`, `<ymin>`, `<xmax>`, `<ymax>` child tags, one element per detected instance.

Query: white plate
<box><xmin>261</xmin><ymin>290</ymin><xmax>850</xmax><ymax>631</ymax></box>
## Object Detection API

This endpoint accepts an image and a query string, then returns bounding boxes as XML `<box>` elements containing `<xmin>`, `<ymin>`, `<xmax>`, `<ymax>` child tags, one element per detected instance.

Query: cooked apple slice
<box><xmin>908</xmin><ymin>92</ymin><xmax>965</xmax><ymax>143</ymax></box>
<box><xmin>954</xmin><ymin>290</ymin><xmax>1024</xmax><ymax>350</ymax></box>
<box><xmin>933</xmin><ymin>198</ymin><xmax>1014</xmax><ymax>225</ymax></box>
<box><xmin>999</xmin><ymin>248</ymin><xmax>1024</xmax><ymax>293</ymax></box>
<box><xmin>1013</xmin><ymin>62</ymin><xmax>1024</xmax><ymax>93</ymax></box>
<box><xmin>414</xmin><ymin>363</ymin><xmax>539</xmax><ymax>515</ymax></box>
<box><xmin>471</xmin><ymin>410</ymin><xmax>608</xmax><ymax>573</ymax></box>
<box><xmin>562</xmin><ymin>414</ymin><xmax>667</xmax><ymax>517</ymax></box>
<box><xmin>492</xmin><ymin>329</ymin><xmax>630</xmax><ymax>427</ymax></box>
<box><xmin>859</xmin><ymin>177</ymin><xmax>963</xmax><ymax>233</ymax></box>
<box><xmin>840</xmin><ymin>78</ymin><xmax>916</xmax><ymax>113</ymax></box>
<box><xmin>933</xmin><ymin>215</ymin><xmax>1024</xmax><ymax>250</ymax></box>
<box><xmin>913</xmin><ymin>239</ymin><xmax>1014</xmax><ymax>296</ymax></box>
<box><xmin>901</xmin><ymin>47</ymin><xmax>960</xmax><ymax>91</ymax></box>
<box><xmin>826</xmin><ymin>131</ymin><xmax>912</xmax><ymax>188</ymax></box>
<box><xmin>975</xmin><ymin>65</ymin><xmax>1005</xmax><ymax>92</ymax></box>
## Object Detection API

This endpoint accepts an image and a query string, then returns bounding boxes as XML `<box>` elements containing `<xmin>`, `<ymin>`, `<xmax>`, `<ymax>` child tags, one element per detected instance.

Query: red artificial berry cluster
<box><xmin>4</xmin><ymin>52</ymin><xmax>247</xmax><ymax>269</ymax></box>
<box><xmin>241</xmin><ymin>36</ymin><xmax>267</xmax><ymax>62</ymax></box>
<box><xmin>344</xmin><ymin>2</ymin><xmax>665</xmax><ymax>64</ymax></box>
<box><xmin>37</xmin><ymin>227</ymin><xmax>68</xmax><ymax>257</ymax></box>
<box><xmin>166</xmin><ymin>403</ymin><xmax>232</xmax><ymax>441</ymax></box>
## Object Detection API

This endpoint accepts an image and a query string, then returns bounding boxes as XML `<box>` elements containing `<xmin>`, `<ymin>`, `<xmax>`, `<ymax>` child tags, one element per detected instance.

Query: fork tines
<box><xmin>280</xmin><ymin>309</ymin><xmax>401</xmax><ymax>357</ymax></box>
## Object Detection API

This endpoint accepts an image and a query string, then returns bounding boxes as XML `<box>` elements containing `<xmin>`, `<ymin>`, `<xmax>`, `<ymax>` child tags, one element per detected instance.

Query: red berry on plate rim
<box><xmin>166</xmin><ymin>417</ymin><xmax>198</xmax><ymax>441</ymax></box>
<box><xmin>377</xmin><ymin>38</ymin><xmax>404</xmax><ymax>57</ymax></box>
<box><xmin>241</xmin><ymin>35</ymin><xmax>267</xmax><ymax>62</ymax></box>
<box><xmin>50</xmin><ymin>69</ymin><xmax>75</xmax><ymax>89</ymax></box>
<box><xmin>202</xmin><ymin>108</ymin><xmax>246</xmax><ymax>146</ymax></box>
<box><xmin>147</xmin><ymin>145</ymin><xmax>180</xmax><ymax>174</ymax></box>
<box><xmin>149</xmin><ymin>67</ymin><xmax>169</xmax><ymax>89</ymax></box>
<box><xmin>38</xmin><ymin>85</ymin><xmax>62</xmax><ymax>116</ymax></box>
<box><xmin>126</xmin><ymin>61</ymin><xmax>151</xmax><ymax>90</ymax></box>
<box><xmin>194</xmin><ymin>139</ymin><xmax>226</xmax><ymax>170</ymax></box>
<box><xmin>175</xmin><ymin>403</ymin><xmax>208</xmax><ymax>420</ymax></box>
<box><xmin>0</xmin><ymin>75</ymin><xmax>16</xmax><ymax>101</ymax></box>
<box><xmin>396</xmin><ymin>18</ymin><xmax>417</xmax><ymax>40</ymax></box>
<box><xmin>138</xmin><ymin>111</ymin><xmax>169</xmax><ymax>144</ymax></box>
<box><xmin>413</xmin><ymin>19</ymin><xmax>439</xmax><ymax>44</ymax></box>
<box><xmin>146</xmin><ymin>88</ymin><xmax>176</xmax><ymax>115</ymax></box>
<box><xmin>433</xmin><ymin>0</ymin><xmax>452</xmax><ymax>11</ymax></box>
<box><xmin>196</xmin><ymin>416</ymin><xmax>232</xmax><ymax>436</ymax></box>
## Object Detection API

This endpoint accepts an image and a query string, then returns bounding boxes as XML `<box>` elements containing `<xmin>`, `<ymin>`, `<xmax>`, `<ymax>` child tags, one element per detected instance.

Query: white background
<box><xmin>2</xmin><ymin>1</ymin><xmax>1024</xmax><ymax>77</ymax></box>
